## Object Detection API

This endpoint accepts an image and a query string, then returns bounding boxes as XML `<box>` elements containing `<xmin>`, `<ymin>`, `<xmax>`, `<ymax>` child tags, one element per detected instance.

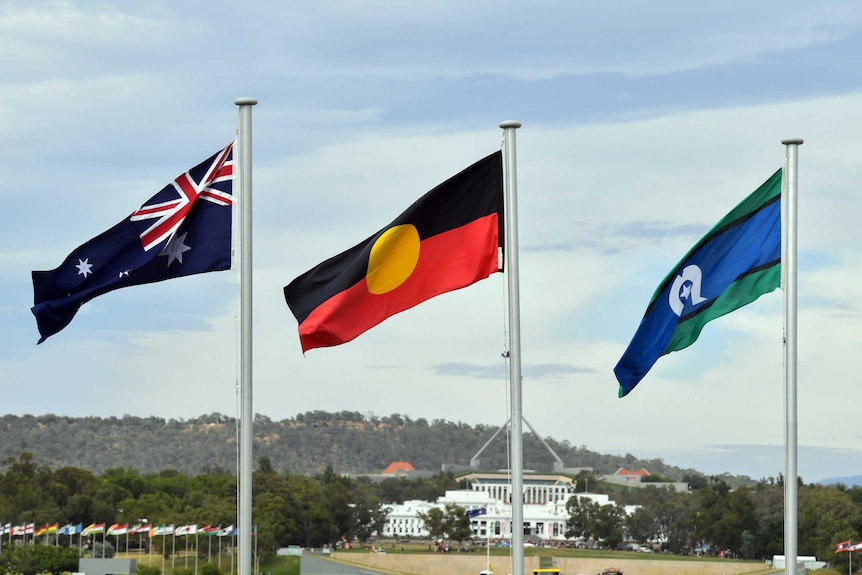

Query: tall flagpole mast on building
<box><xmin>781</xmin><ymin>138</ymin><xmax>802</xmax><ymax>575</ymax></box>
<box><xmin>500</xmin><ymin>120</ymin><xmax>524</xmax><ymax>575</ymax></box>
<box><xmin>235</xmin><ymin>97</ymin><xmax>257</xmax><ymax>575</ymax></box>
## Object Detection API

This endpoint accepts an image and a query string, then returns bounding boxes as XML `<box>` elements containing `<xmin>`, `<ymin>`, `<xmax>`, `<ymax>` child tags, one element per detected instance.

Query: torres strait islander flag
<box><xmin>284</xmin><ymin>151</ymin><xmax>504</xmax><ymax>352</ymax></box>
<box><xmin>614</xmin><ymin>169</ymin><xmax>782</xmax><ymax>397</ymax></box>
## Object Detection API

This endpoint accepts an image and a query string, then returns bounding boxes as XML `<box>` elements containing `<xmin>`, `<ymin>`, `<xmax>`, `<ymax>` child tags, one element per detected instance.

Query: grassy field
<box><xmin>333</xmin><ymin>542</ymin><xmax>842</xmax><ymax>575</ymax></box>
<box><xmin>259</xmin><ymin>555</ymin><xmax>300</xmax><ymax>575</ymax></box>
<box><xmin>115</xmin><ymin>545</ymin><xmax>843</xmax><ymax>575</ymax></box>
<box><xmin>113</xmin><ymin>551</ymin><xmax>299</xmax><ymax>575</ymax></box>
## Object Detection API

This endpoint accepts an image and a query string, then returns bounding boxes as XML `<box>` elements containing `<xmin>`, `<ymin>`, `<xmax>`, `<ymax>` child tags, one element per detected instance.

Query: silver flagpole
<box><xmin>500</xmin><ymin>120</ymin><xmax>524</xmax><ymax>575</ymax></box>
<box><xmin>235</xmin><ymin>96</ymin><xmax>257</xmax><ymax>575</ymax></box>
<box><xmin>781</xmin><ymin>138</ymin><xmax>802</xmax><ymax>575</ymax></box>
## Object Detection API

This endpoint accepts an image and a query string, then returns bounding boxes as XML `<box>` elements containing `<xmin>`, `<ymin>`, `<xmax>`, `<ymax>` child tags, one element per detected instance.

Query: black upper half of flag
<box><xmin>284</xmin><ymin>151</ymin><xmax>504</xmax><ymax>324</ymax></box>
<box><xmin>31</xmin><ymin>145</ymin><xmax>234</xmax><ymax>343</ymax></box>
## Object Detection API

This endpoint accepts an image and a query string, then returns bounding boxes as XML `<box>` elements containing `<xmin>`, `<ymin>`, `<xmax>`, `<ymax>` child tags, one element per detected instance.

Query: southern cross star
<box><xmin>159</xmin><ymin>232</ymin><xmax>191</xmax><ymax>266</ymax></box>
<box><xmin>76</xmin><ymin>258</ymin><xmax>93</xmax><ymax>277</ymax></box>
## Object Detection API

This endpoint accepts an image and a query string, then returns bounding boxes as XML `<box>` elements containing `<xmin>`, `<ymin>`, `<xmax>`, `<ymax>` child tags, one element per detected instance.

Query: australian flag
<box><xmin>466</xmin><ymin>506</ymin><xmax>487</xmax><ymax>519</ymax></box>
<box><xmin>31</xmin><ymin>144</ymin><xmax>234</xmax><ymax>343</ymax></box>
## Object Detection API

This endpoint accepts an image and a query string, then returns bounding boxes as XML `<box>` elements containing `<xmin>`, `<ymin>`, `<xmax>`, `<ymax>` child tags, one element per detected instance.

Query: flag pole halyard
<box><xmin>499</xmin><ymin>120</ymin><xmax>524</xmax><ymax>575</ymax></box>
<box><xmin>235</xmin><ymin>96</ymin><xmax>257</xmax><ymax>575</ymax></box>
<box><xmin>781</xmin><ymin>138</ymin><xmax>802</xmax><ymax>575</ymax></box>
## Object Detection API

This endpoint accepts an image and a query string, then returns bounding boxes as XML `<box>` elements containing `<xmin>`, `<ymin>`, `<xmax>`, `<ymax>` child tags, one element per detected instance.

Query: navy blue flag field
<box><xmin>465</xmin><ymin>506</ymin><xmax>487</xmax><ymax>519</ymax></box>
<box><xmin>614</xmin><ymin>169</ymin><xmax>782</xmax><ymax>397</ymax></box>
<box><xmin>31</xmin><ymin>144</ymin><xmax>234</xmax><ymax>343</ymax></box>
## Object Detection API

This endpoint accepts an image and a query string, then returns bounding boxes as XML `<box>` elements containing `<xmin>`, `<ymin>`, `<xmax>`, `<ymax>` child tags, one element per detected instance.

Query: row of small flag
<box><xmin>1</xmin><ymin>523</ymin><xmax>238</xmax><ymax>538</ymax></box>
<box><xmin>834</xmin><ymin>541</ymin><xmax>862</xmax><ymax>553</ymax></box>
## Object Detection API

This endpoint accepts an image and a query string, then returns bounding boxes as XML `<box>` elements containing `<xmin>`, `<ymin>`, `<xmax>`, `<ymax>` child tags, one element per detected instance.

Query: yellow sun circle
<box><xmin>366</xmin><ymin>224</ymin><xmax>420</xmax><ymax>295</ymax></box>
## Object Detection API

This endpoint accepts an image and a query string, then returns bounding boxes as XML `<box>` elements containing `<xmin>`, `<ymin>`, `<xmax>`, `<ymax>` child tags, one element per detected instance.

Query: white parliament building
<box><xmin>380</xmin><ymin>472</ymin><xmax>635</xmax><ymax>543</ymax></box>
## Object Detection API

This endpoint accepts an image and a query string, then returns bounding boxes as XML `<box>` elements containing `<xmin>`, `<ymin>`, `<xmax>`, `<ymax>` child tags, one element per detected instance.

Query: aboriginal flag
<box><xmin>284</xmin><ymin>151</ymin><xmax>503</xmax><ymax>352</ymax></box>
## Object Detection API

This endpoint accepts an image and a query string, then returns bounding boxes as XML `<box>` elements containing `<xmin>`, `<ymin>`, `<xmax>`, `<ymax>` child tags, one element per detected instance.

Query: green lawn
<box><xmin>259</xmin><ymin>555</ymin><xmax>300</xmax><ymax>575</ymax></box>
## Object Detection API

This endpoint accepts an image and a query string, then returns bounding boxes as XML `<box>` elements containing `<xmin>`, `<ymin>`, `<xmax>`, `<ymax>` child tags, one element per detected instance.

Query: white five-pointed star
<box><xmin>75</xmin><ymin>258</ymin><xmax>93</xmax><ymax>277</ymax></box>
<box><xmin>679</xmin><ymin>282</ymin><xmax>692</xmax><ymax>299</ymax></box>
<box><xmin>159</xmin><ymin>232</ymin><xmax>191</xmax><ymax>266</ymax></box>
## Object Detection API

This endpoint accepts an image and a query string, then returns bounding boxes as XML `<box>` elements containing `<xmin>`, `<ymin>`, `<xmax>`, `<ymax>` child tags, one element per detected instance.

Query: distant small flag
<box><xmin>45</xmin><ymin>523</ymin><xmax>58</xmax><ymax>534</ymax></box>
<box><xmin>151</xmin><ymin>525</ymin><xmax>175</xmax><ymax>537</ymax></box>
<box><xmin>175</xmin><ymin>524</ymin><xmax>197</xmax><ymax>536</ymax></box>
<box><xmin>850</xmin><ymin>542</ymin><xmax>862</xmax><ymax>552</ymax></box>
<box><xmin>24</xmin><ymin>523</ymin><xmax>35</xmax><ymax>535</ymax></box>
<box><xmin>218</xmin><ymin>525</ymin><xmax>237</xmax><ymax>537</ymax></box>
<box><xmin>83</xmin><ymin>523</ymin><xmax>105</xmax><ymax>536</ymax></box>
<box><xmin>0</xmin><ymin>523</ymin><xmax>10</xmax><ymax>536</ymax></box>
<box><xmin>836</xmin><ymin>540</ymin><xmax>851</xmax><ymax>553</ymax></box>
<box><xmin>466</xmin><ymin>506</ymin><xmax>488</xmax><ymax>519</ymax></box>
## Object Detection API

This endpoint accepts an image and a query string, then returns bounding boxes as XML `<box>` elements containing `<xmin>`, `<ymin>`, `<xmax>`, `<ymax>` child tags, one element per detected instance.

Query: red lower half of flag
<box><xmin>298</xmin><ymin>214</ymin><xmax>499</xmax><ymax>352</ymax></box>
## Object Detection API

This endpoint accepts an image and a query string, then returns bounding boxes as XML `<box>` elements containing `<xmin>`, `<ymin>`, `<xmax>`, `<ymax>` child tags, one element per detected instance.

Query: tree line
<box><xmin>3</xmin><ymin>452</ymin><xmax>862</xmax><ymax>568</ymax></box>
<box><xmin>0</xmin><ymin>412</ymin><xmax>744</xmax><ymax>485</ymax></box>
<box><xmin>0</xmin><ymin>453</ymin><xmax>460</xmax><ymax>560</ymax></box>
<box><xmin>564</xmin><ymin>471</ymin><xmax>862</xmax><ymax>563</ymax></box>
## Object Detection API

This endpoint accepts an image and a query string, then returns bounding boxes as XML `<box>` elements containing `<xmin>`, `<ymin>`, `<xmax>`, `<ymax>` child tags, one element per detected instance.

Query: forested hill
<box><xmin>0</xmin><ymin>411</ymin><xmax>724</xmax><ymax>482</ymax></box>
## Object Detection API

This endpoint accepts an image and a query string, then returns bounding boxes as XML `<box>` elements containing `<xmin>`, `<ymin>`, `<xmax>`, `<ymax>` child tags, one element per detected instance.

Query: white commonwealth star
<box><xmin>75</xmin><ymin>258</ymin><xmax>93</xmax><ymax>277</ymax></box>
<box><xmin>159</xmin><ymin>232</ymin><xmax>191</xmax><ymax>266</ymax></box>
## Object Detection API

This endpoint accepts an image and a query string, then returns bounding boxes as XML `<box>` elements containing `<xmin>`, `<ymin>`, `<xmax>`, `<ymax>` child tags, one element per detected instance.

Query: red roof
<box><xmin>382</xmin><ymin>461</ymin><xmax>415</xmax><ymax>476</ymax></box>
<box><xmin>614</xmin><ymin>467</ymin><xmax>649</xmax><ymax>477</ymax></box>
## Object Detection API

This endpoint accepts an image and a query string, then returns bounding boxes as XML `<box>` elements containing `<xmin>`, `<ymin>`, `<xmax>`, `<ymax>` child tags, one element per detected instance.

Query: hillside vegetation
<box><xmin>0</xmin><ymin>411</ymin><xmax>747</xmax><ymax>483</ymax></box>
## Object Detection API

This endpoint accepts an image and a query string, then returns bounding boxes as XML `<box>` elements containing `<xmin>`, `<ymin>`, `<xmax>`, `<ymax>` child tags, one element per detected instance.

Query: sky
<box><xmin>2</xmin><ymin>0</ymin><xmax>862</xmax><ymax>485</ymax></box>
